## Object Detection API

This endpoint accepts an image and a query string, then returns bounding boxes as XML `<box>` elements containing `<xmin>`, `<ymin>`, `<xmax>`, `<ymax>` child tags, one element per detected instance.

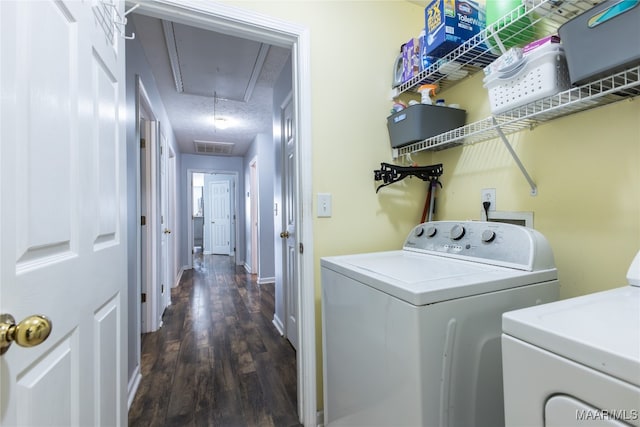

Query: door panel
<box><xmin>0</xmin><ymin>1</ymin><xmax>127</xmax><ymax>425</ymax></box>
<box><xmin>94</xmin><ymin>296</ymin><xmax>120</xmax><ymax>426</ymax></box>
<box><xmin>94</xmin><ymin>47</ymin><xmax>119</xmax><ymax>247</ymax></box>
<box><xmin>15</xmin><ymin>1</ymin><xmax>75</xmax><ymax>270</ymax></box>
<box><xmin>16</xmin><ymin>336</ymin><xmax>76</xmax><ymax>426</ymax></box>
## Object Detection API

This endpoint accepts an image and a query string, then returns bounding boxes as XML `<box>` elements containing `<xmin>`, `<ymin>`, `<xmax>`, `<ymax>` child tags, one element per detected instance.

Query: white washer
<box><xmin>502</xmin><ymin>251</ymin><xmax>640</xmax><ymax>427</ymax></box>
<box><xmin>321</xmin><ymin>221</ymin><xmax>559</xmax><ymax>427</ymax></box>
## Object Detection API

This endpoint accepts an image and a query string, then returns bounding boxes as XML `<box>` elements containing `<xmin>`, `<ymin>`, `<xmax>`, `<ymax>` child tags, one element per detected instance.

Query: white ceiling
<box><xmin>131</xmin><ymin>13</ymin><xmax>291</xmax><ymax>156</ymax></box>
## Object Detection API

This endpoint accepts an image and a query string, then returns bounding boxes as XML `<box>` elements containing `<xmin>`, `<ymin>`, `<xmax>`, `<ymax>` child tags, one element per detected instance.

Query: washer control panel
<box><xmin>403</xmin><ymin>221</ymin><xmax>553</xmax><ymax>270</ymax></box>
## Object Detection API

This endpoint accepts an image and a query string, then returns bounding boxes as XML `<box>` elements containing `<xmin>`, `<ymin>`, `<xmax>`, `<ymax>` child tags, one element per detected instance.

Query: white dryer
<box><xmin>502</xmin><ymin>251</ymin><xmax>640</xmax><ymax>427</ymax></box>
<box><xmin>321</xmin><ymin>221</ymin><xmax>559</xmax><ymax>427</ymax></box>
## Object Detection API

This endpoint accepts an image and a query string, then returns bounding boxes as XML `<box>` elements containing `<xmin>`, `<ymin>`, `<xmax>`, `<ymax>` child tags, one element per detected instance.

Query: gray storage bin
<box><xmin>387</xmin><ymin>104</ymin><xmax>466</xmax><ymax>148</ymax></box>
<box><xmin>558</xmin><ymin>0</ymin><xmax>640</xmax><ymax>85</ymax></box>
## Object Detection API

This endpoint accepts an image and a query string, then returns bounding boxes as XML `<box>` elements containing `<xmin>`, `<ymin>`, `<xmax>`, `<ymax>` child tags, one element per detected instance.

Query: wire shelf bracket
<box><xmin>94</xmin><ymin>1</ymin><xmax>137</xmax><ymax>42</ymax></box>
<box><xmin>492</xmin><ymin>117</ymin><xmax>537</xmax><ymax>196</ymax></box>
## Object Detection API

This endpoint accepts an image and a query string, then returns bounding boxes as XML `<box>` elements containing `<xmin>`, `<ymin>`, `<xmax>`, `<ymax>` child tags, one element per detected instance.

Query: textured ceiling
<box><xmin>131</xmin><ymin>13</ymin><xmax>291</xmax><ymax>156</ymax></box>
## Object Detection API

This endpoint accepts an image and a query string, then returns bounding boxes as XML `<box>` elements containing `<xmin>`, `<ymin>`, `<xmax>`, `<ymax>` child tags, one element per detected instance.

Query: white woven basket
<box><xmin>483</xmin><ymin>44</ymin><xmax>571</xmax><ymax>115</ymax></box>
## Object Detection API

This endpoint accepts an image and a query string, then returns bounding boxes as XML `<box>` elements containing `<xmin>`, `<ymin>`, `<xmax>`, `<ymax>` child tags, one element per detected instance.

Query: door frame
<box><xmin>187</xmin><ymin>169</ymin><xmax>240</xmax><ymax>268</ymax></box>
<box><xmin>135</xmin><ymin>2</ymin><xmax>316</xmax><ymax>423</ymax></box>
<box><xmin>136</xmin><ymin>77</ymin><xmax>164</xmax><ymax>334</ymax></box>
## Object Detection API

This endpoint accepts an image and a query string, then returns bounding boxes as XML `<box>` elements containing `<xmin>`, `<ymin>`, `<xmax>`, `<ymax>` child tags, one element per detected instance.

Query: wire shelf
<box><xmin>394</xmin><ymin>66</ymin><xmax>640</xmax><ymax>156</ymax></box>
<box><xmin>392</xmin><ymin>0</ymin><xmax>603</xmax><ymax>96</ymax></box>
<box><xmin>388</xmin><ymin>0</ymin><xmax>640</xmax><ymax>195</ymax></box>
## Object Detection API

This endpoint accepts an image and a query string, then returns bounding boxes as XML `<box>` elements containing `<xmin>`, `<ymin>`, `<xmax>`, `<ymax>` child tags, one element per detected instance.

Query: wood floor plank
<box><xmin>129</xmin><ymin>254</ymin><xmax>299</xmax><ymax>427</ymax></box>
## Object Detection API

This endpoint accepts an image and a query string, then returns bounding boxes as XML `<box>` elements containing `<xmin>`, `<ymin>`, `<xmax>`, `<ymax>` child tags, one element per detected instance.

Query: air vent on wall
<box><xmin>194</xmin><ymin>140</ymin><xmax>235</xmax><ymax>155</ymax></box>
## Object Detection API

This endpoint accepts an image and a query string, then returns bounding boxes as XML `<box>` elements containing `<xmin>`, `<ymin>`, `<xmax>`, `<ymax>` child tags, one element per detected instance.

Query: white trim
<box><xmin>257</xmin><ymin>276</ymin><xmax>275</xmax><ymax>285</ymax></box>
<box><xmin>296</xmin><ymin>26</ymin><xmax>317</xmax><ymax>426</ymax></box>
<box><xmin>127</xmin><ymin>364</ymin><xmax>142</xmax><ymax>410</ymax></box>
<box><xmin>137</xmin><ymin>79</ymin><xmax>162</xmax><ymax>334</ymax></box>
<box><xmin>272</xmin><ymin>315</ymin><xmax>285</xmax><ymax>336</ymax></box>
<box><xmin>133</xmin><ymin>2</ymin><xmax>316</xmax><ymax>425</ymax></box>
<box><xmin>133</xmin><ymin>75</ymin><xmax>144</xmax><ymax>406</ymax></box>
<box><xmin>174</xmin><ymin>265</ymin><xmax>187</xmax><ymax>288</ymax></box>
<box><xmin>243</xmin><ymin>262</ymin><xmax>252</xmax><ymax>274</ymax></box>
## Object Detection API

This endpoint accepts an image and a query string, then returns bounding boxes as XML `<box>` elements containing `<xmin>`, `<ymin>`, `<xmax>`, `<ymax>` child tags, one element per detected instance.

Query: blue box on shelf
<box><xmin>425</xmin><ymin>0</ymin><xmax>487</xmax><ymax>58</ymax></box>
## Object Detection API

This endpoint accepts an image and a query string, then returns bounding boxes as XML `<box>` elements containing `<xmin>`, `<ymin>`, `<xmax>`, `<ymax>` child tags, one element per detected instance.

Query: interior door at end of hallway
<box><xmin>210</xmin><ymin>180</ymin><xmax>231</xmax><ymax>255</ymax></box>
<box><xmin>0</xmin><ymin>1</ymin><xmax>127</xmax><ymax>426</ymax></box>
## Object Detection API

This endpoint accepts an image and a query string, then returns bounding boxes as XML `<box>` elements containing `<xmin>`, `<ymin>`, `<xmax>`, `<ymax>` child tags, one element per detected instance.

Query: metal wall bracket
<box><xmin>492</xmin><ymin>117</ymin><xmax>538</xmax><ymax>196</ymax></box>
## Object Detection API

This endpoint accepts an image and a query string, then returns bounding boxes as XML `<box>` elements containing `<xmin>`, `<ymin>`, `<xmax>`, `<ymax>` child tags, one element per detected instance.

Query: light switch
<box><xmin>317</xmin><ymin>193</ymin><xmax>332</xmax><ymax>218</ymax></box>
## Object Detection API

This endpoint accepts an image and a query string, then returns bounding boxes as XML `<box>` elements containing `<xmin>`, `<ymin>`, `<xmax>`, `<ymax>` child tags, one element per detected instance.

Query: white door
<box><xmin>160</xmin><ymin>132</ymin><xmax>170</xmax><ymax>311</ymax></box>
<box><xmin>282</xmin><ymin>97</ymin><xmax>299</xmax><ymax>350</ymax></box>
<box><xmin>167</xmin><ymin>149</ymin><xmax>177</xmax><ymax>288</ymax></box>
<box><xmin>210</xmin><ymin>181</ymin><xmax>231</xmax><ymax>255</ymax></box>
<box><xmin>250</xmin><ymin>160</ymin><xmax>259</xmax><ymax>273</ymax></box>
<box><xmin>140</xmin><ymin>118</ymin><xmax>161</xmax><ymax>333</ymax></box>
<box><xmin>0</xmin><ymin>1</ymin><xmax>127</xmax><ymax>426</ymax></box>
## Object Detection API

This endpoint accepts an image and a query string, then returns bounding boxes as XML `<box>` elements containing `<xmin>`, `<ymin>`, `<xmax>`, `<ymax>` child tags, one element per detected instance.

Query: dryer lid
<box><xmin>627</xmin><ymin>250</ymin><xmax>640</xmax><ymax>287</ymax></box>
<box><xmin>503</xmin><ymin>286</ymin><xmax>640</xmax><ymax>387</ymax></box>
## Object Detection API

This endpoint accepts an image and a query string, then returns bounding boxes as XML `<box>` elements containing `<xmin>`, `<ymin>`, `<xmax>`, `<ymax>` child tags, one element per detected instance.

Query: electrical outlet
<box><xmin>481</xmin><ymin>188</ymin><xmax>496</xmax><ymax>211</ymax></box>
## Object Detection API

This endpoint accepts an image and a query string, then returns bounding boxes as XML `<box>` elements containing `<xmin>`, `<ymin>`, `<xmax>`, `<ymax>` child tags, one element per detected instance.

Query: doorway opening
<box><xmin>189</xmin><ymin>170</ymin><xmax>239</xmax><ymax>268</ymax></box>
<box><xmin>137</xmin><ymin>78</ymin><xmax>166</xmax><ymax>334</ymax></box>
<box><xmin>131</xmin><ymin>3</ymin><xmax>316</xmax><ymax>425</ymax></box>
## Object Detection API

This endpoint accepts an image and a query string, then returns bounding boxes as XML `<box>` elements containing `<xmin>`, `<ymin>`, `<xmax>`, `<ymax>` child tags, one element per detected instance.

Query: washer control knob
<box><xmin>481</xmin><ymin>229</ymin><xmax>496</xmax><ymax>243</ymax></box>
<box><xmin>414</xmin><ymin>226</ymin><xmax>425</xmax><ymax>237</ymax></box>
<box><xmin>450</xmin><ymin>224</ymin><xmax>466</xmax><ymax>240</ymax></box>
<box><xmin>426</xmin><ymin>226</ymin><xmax>437</xmax><ymax>238</ymax></box>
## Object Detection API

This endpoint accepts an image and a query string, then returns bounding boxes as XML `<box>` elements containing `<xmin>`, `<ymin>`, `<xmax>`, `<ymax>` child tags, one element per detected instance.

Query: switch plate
<box><xmin>317</xmin><ymin>193</ymin><xmax>332</xmax><ymax>217</ymax></box>
<box><xmin>481</xmin><ymin>188</ymin><xmax>496</xmax><ymax>211</ymax></box>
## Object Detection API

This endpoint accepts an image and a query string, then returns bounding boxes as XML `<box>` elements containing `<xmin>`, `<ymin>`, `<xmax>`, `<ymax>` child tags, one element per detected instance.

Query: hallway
<box><xmin>128</xmin><ymin>254</ymin><xmax>299</xmax><ymax>426</ymax></box>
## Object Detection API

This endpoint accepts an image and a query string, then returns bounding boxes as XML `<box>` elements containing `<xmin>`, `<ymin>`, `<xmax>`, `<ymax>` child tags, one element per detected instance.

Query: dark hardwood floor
<box><xmin>128</xmin><ymin>254</ymin><xmax>300</xmax><ymax>427</ymax></box>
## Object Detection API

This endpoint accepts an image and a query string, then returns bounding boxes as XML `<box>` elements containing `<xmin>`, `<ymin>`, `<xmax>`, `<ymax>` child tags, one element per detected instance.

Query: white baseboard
<box><xmin>272</xmin><ymin>314</ymin><xmax>284</xmax><ymax>336</ymax></box>
<box><xmin>316</xmin><ymin>410</ymin><xmax>325</xmax><ymax>427</ymax></box>
<box><xmin>243</xmin><ymin>263</ymin><xmax>252</xmax><ymax>274</ymax></box>
<box><xmin>174</xmin><ymin>265</ymin><xmax>187</xmax><ymax>288</ymax></box>
<box><xmin>257</xmin><ymin>276</ymin><xmax>275</xmax><ymax>285</ymax></box>
<box><xmin>127</xmin><ymin>365</ymin><xmax>142</xmax><ymax>410</ymax></box>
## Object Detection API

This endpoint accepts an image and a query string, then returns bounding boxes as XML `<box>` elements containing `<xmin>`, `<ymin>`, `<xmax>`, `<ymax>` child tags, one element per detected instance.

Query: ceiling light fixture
<box><xmin>214</xmin><ymin>117</ymin><xmax>229</xmax><ymax>129</ymax></box>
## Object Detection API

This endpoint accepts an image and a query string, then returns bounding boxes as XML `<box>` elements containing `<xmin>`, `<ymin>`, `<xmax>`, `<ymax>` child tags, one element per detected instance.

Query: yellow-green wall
<box><xmin>225</xmin><ymin>0</ymin><xmax>640</xmax><ymax>410</ymax></box>
<box><xmin>428</xmin><ymin>71</ymin><xmax>640</xmax><ymax>298</ymax></box>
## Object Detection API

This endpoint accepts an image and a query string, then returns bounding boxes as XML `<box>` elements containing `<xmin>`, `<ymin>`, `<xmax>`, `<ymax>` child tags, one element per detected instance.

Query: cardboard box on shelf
<box><xmin>425</xmin><ymin>0</ymin><xmax>486</xmax><ymax>57</ymax></box>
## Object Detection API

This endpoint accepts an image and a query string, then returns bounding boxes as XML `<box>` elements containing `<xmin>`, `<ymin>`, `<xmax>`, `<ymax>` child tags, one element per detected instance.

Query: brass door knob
<box><xmin>280</xmin><ymin>231</ymin><xmax>290</xmax><ymax>238</ymax></box>
<box><xmin>0</xmin><ymin>314</ymin><xmax>52</xmax><ymax>355</ymax></box>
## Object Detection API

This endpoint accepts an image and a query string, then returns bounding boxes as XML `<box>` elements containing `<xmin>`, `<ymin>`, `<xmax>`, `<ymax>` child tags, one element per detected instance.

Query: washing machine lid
<box><xmin>503</xmin><ymin>286</ymin><xmax>640</xmax><ymax>387</ymax></box>
<box><xmin>320</xmin><ymin>250</ymin><xmax>557</xmax><ymax>306</ymax></box>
